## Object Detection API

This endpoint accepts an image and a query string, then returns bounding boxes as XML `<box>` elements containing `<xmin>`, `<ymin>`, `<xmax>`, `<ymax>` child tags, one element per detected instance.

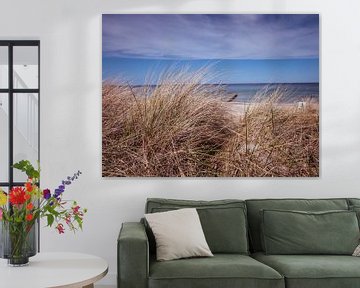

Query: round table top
<box><xmin>0</xmin><ymin>252</ymin><xmax>108</xmax><ymax>288</ymax></box>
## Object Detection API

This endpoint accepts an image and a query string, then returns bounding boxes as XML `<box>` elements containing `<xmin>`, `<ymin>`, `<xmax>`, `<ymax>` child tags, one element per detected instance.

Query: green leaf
<box><xmin>75</xmin><ymin>215</ymin><xmax>83</xmax><ymax>230</ymax></box>
<box><xmin>47</xmin><ymin>214</ymin><xmax>54</xmax><ymax>227</ymax></box>
<box><xmin>12</xmin><ymin>160</ymin><xmax>40</xmax><ymax>180</ymax></box>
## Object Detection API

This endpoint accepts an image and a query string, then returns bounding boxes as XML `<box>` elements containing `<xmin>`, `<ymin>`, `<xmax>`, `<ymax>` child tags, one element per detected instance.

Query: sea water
<box><xmin>224</xmin><ymin>83</ymin><xmax>319</xmax><ymax>103</ymax></box>
<box><xmin>131</xmin><ymin>83</ymin><xmax>319</xmax><ymax>103</ymax></box>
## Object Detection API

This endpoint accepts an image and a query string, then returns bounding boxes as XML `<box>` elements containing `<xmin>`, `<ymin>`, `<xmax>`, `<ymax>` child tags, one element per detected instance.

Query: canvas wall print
<box><xmin>102</xmin><ymin>14</ymin><xmax>319</xmax><ymax>177</ymax></box>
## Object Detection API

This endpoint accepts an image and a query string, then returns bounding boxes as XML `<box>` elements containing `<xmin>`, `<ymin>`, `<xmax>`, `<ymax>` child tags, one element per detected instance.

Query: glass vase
<box><xmin>0</xmin><ymin>220</ymin><xmax>37</xmax><ymax>266</ymax></box>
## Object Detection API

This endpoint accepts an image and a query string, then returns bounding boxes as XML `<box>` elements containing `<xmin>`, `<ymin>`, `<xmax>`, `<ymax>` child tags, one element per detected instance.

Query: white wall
<box><xmin>1</xmin><ymin>0</ymin><xmax>360</xmax><ymax>286</ymax></box>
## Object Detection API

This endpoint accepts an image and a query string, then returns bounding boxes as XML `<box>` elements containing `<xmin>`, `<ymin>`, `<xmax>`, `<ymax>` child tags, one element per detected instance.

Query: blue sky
<box><xmin>102</xmin><ymin>14</ymin><xmax>319</xmax><ymax>84</ymax></box>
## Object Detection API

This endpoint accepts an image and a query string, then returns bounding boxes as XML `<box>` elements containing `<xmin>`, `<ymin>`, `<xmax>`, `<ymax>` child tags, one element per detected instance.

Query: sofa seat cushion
<box><xmin>252</xmin><ymin>252</ymin><xmax>360</xmax><ymax>288</ymax></box>
<box><xmin>149</xmin><ymin>254</ymin><xmax>284</xmax><ymax>288</ymax></box>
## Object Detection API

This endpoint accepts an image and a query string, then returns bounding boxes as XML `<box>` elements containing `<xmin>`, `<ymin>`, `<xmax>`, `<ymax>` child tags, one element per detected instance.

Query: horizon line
<box><xmin>106</xmin><ymin>82</ymin><xmax>320</xmax><ymax>87</ymax></box>
<box><xmin>102</xmin><ymin>56</ymin><xmax>320</xmax><ymax>61</ymax></box>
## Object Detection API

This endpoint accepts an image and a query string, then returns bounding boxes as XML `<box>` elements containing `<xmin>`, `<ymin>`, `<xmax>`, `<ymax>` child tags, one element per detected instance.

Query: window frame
<box><xmin>0</xmin><ymin>40</ymin><xmax>40</xmax><ymax>189</ymax></box>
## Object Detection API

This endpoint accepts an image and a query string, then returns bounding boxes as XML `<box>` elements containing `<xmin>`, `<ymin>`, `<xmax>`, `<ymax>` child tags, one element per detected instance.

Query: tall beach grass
<box><xmin>102</xmin><ymin>70</ymin><xmax>319</xmax><ymax>177</ymax></box>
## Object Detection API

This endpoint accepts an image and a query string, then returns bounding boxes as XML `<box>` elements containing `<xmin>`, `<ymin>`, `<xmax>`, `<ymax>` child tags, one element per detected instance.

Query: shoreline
<box><xmin>226</xmin><ymin>100</ymin><xmax>319</xmax><ymax>117</ymax></box>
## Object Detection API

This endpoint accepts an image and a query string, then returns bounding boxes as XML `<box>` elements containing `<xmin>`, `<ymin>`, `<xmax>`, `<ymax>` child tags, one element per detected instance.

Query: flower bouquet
<box><xmin>0</xmin><ymin>160</ymin><xmax>87</xmax><ymax>266</ymax></box>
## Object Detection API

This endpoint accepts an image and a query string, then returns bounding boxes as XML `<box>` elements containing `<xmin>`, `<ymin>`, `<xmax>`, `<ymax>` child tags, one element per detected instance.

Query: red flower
<box><xmin>26</xmin><ymin>214</ymin><xmax>33</xmax><ymax>221</ymax></box>
<box><xmin>26</xmin><ymin>203</ymin><xmax>34</xmax><ymax>210</ymax></box>
<box><xmin>9</xmin><ymin>187</ymin><xmax>26</xmax><ymax>205</ymax></box>
<box><xmin>24</xmin><ymin>193</ymin><xmax>31</xmax><ymax>200</ymax></box>
<box><xmin>65</xmin><ymin>214</ymin><xmax>71</xmax><ymax>225</ymax></box>
<box><xmin>72</xmin><ymin>205</ymin><xmax>80</xmax><ymax>215</ymax></box>
<box><xmin>56</xmin><ymin>223</ymin><xmax>65</xmax><ymax>234</ymax></box>
<box><xmin>25</xmin><ymin>182</ymin><xmax>33</xmax><ymax>192</ymax></box>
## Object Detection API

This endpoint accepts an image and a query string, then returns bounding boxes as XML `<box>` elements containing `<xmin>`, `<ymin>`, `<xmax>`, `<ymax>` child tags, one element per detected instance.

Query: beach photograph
<box><xmin>102</xmin><ymin>14</ymin><xmax>319</xmax><ymax>177</ymax></box>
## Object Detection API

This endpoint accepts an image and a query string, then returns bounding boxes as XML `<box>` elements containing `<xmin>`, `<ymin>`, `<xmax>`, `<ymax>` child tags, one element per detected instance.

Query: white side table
<box><xmin>0</xmin><ymin>252</ymin><xmax>108</xmax><ymax>288</ymax></box>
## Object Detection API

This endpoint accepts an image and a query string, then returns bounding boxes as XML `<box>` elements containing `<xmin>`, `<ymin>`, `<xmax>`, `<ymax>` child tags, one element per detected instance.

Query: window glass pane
<box><xmin>13</xmin><ymin>93</ymin><xmax>39</xmax><ymax>182</ymax></box>
<box><xmin>13</xmin><ymin>46</ymin><xmax>38</xmax><ymax>89</ymax></box>
<box><xmin>0</xmin><ymin>186</ymin><xmax>8</xmax><ymax>192</ymax></box>
<box><xmin>0</xmin><ymin>94</ymin><xmax>9</xmax><ymax>182</ymax></box>
<box><xmin>0</xmin><ymin>46</ymin><xmax>8</xmax><ymax>89</ymax></box>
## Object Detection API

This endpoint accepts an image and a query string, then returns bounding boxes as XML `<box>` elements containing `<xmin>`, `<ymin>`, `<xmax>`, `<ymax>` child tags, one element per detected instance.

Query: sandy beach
<box><xmin>226</xmin><ymin>100</ymin><xmax>319</xmax><ymax>117</ymax></box>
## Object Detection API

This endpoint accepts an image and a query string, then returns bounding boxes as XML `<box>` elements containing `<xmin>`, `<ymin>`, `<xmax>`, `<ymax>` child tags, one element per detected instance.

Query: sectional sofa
<box><xmin>118</xmin><ymin>198</ymin><xmax>360</xmax><ymax>288</ymax></box>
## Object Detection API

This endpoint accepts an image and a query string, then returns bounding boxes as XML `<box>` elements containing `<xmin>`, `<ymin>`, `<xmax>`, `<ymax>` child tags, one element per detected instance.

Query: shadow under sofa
<box><xmin>118</xmin><ymin>198</ymin><xmax>360</xmax><ymax>288</ymax></box>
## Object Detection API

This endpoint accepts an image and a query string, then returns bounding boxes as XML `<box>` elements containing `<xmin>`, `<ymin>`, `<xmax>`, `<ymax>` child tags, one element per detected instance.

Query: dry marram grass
<box><xmin>102</xmin><ymin>71</ymin><xmax>319</xmax><ymax>177</ymax></box>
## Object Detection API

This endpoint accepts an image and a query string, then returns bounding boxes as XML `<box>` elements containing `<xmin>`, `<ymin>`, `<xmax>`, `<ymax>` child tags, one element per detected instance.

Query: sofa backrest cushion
<box><xmin>246</xmin><ymin>198</ymin><xmax>349</xmax><ymax>252</ymax></box>
<box><xmin>261</xmin><ymin>209</ymin><xmax>359</xmax><ymax>255</ymax></box>
<box><xmin>348</xmin><ymin>198</ymin><xmax>360</xmax><ymax>207</ymax></box>
<box><xmin>347</xmin><ymin>199</ymin><xmax>360</xmax><ymax>228</ymax></box>
<box><xmin>145</xmin><ymin>198</ymin><xmax>249</xmax><ymax>254</ymax></box>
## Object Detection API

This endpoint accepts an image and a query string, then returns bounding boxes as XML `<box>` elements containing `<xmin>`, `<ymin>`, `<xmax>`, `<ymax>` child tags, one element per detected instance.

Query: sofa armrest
<box><xmin>118</xmin><ymin>222</ymin><xmax>149</xmax><ymax>288</ymax></box>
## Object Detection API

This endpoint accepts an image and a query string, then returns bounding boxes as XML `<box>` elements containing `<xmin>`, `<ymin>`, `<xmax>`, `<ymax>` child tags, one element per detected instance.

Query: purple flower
<box><xmin>54</xmin><ymin>189</ymin><xmax>63</xmax><ymax>199</ymax></box>
<box><xmin>43</xmin><ymin>189</ymin><xmax>51</xmax><ymax>200</ymax></box>
<box><xmin>54</xmin><ymin>170</ymin><xmax>82</xmax><ymax>199</ymax></box>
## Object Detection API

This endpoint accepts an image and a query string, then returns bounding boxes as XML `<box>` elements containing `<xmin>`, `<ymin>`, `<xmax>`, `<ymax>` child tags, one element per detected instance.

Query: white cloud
<box><xmin>102</xmin><ymin>14</ymin><xmax>319</xmax><ymax>60</ymax></box>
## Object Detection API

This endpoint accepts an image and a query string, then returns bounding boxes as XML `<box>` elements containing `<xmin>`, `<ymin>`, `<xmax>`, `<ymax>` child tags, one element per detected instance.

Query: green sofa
<box><xmin>118</xmin><ymin>198</ymin><xmax>360</xmax><ymax>288</ymax></box>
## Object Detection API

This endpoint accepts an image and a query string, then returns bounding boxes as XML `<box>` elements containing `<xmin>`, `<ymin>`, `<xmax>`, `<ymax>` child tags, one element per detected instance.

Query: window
<box><xmin>0</xmin><ymin>40</ymin><xmax>40</xmax><ymax>189</ymax></box>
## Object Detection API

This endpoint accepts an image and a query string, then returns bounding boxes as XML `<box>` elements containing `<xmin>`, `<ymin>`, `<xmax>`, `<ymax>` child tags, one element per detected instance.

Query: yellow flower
<box><xmin>0</xmin><ymin>190</ymin><xmax>7</xmax><ymax>206</ymax></box>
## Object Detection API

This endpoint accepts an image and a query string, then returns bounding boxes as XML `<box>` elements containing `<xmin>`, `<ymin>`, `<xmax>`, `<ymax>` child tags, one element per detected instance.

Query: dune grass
<box><xmin>216</xmin><ymin>96</ymin><xmax>319</xmax><ymax>177</ymax></box>
<box><xmin>102</xmin><ymin>71</ymin><xmax>319</xmax><ymax>177</ymax></box>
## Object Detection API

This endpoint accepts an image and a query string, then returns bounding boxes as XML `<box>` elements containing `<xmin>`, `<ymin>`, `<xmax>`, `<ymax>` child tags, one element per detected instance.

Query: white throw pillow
<box><xmin>353</xmin><ymin>244</ymin><xmax>360</xmax><ymax>256</ymax></box>
<box><xmin>145</xmin><ymin>208</ymin><xmax>213</xmax><ymax>261</ymax></box>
